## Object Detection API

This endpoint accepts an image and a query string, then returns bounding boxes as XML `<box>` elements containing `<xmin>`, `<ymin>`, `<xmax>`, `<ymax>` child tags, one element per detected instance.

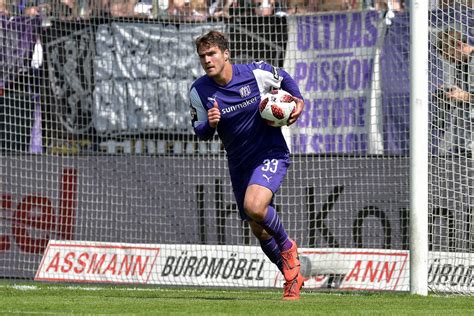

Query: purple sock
<box><xmin>258</xmin><ymin>206</ymin><xmax>293</xmax><ymax>251</ymax></box>
<box><xmin>259</xmin><ymin>237</ymin><xmax>283</xmax><ymax>272</ymax></box>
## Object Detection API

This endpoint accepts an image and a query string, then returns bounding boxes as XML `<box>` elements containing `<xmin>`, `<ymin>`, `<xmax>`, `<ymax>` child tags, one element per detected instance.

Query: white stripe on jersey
<box><xmin>252</xmin><ymin>68</ymin><xmax>283</xmax><ymax>95</ymax></box>
<box><xmin>189</xmin><ymin>87</ymin><xmax>208</xmax><ymax>128</ymax></box>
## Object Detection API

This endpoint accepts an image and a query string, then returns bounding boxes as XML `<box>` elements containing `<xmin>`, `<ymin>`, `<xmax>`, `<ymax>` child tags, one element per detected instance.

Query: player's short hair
<box><xmin>195</xmin><ymin>31</ymin><xmax>229</xmax><ymax>53</ymax></box>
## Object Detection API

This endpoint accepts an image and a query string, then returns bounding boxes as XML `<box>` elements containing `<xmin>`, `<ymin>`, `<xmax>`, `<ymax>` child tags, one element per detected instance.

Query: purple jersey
<box><xmin>190</xmin><ymin>61</ymin><xmax>303</xmax><ymax>168</ymax></box>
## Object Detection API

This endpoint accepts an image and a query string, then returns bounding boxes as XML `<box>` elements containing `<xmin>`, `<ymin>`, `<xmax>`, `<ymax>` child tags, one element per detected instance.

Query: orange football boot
<box><xmin>280</xmin><ymin>239</ymin><xmax>300</xmax><ymax>282</ymax></box>
<box><xmin>283</xmin><ymin>273</ymin><xmax>304</xmax><ymax>301</ymax></box>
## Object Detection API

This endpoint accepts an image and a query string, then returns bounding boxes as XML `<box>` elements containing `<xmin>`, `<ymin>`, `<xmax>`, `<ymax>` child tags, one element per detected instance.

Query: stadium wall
<box><xmin>1</xmin><ymin>155</ymin><xmax>472</xmax><ymax>279</ymax></box>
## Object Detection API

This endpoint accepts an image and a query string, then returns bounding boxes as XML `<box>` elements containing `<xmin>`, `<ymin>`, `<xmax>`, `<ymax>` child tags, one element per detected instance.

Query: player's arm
<box><xmin>253</xmin><ymin>61</ymin><xmax>305</xmax><ymax>125</ymax></box>
<box><xmin>189</xmin><ymin>87</ymin><xmax>217</xmax><ymax>141</ymax></box>
<box><xmin>253</xmin><ymin>61</ymin><xmax>303</xmax><ymax>98</ymax></box>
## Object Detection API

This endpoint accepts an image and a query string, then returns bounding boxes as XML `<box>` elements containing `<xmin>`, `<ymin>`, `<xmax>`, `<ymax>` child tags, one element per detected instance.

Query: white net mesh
<box><xmin>0</xmin><ymin>0</ymin><xmax>471</xmax><ymax>294</ymax></box>
<box><xmin>428</xmin><ymin>0</ymin><xmax>473</xmax><ymax>294</ymax></box>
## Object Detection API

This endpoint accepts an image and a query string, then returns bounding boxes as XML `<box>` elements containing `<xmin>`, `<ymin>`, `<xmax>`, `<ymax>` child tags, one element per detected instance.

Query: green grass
<box><xmin>0</xmin><ymin>281</ymin><xmax>472</xmax><ymax>315</ymax></box>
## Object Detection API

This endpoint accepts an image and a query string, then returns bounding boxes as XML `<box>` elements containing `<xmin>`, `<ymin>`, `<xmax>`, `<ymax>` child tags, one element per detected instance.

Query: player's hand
<box><xmin>287</xmin><ymin>97</ymin><xmax>304</xmax><ymax>126</ymax></box>
<box><xmin>208</xmin><ymin>100</ymin><xmax>221</xmax><ymax>128</ymax></box>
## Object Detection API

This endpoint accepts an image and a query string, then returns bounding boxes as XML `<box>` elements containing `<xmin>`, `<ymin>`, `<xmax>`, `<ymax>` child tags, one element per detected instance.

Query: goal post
<box><xmin>409</xmin><ymin>0</ymin><xmax>429</xmax><ymax>297</ymax></box>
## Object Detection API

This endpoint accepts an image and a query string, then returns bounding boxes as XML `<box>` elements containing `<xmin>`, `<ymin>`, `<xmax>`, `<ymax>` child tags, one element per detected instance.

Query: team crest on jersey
<box><xmin>239</xmin><ymin>85</ymin><xmax>251</xmax><ymax>98</ymax></box>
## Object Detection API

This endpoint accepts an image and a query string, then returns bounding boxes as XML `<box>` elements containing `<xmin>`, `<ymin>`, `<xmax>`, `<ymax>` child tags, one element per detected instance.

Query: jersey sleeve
<box><xmin>279</xmin><ymin>68</ymin><xmax>304</xmax><ymax>101</ymax></box>
<box><xmin>251</xmin><ymin>61</ymin><xmax>304</xmax><ymax>101</ymax></box>
<box><xmin>189</xmin><ymin>86</ymin><xmax>216</xmax><ymax>141</ymax></box>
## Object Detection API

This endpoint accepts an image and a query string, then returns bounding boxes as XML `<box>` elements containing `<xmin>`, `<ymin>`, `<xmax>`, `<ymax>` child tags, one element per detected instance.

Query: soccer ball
<box><xmin>258</xmin><ymin>89</ymin><xmax>296</xmax><ymax>127</ymax></box>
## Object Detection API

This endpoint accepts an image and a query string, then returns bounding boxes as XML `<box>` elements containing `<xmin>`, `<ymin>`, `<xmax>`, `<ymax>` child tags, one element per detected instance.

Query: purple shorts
<box><xmin>229</xmin><ymin>155</ymin><xmax>290</xmax><ymax>221</ymax></box>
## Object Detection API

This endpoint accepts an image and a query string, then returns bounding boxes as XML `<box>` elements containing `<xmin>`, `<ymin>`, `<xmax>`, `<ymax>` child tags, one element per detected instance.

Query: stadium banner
<box><xmin>0</xmin><ymin>16</ymin><xmax>41</xmax><ymax>85</ymax></box>
<box><xmin>35</xmin><ymin>241</ymin><xmax>161</xmax><ymax>284</ymax></box>
<box><xmin>35</xmin><ymin>241</ymin><xmax>474</xmax><ymax>291</ymax></box>
<box><xmin>45</xmin><ymin>21</ymin><xmax>223</xmax><ymax>136</ymax></box>
<box><xmin>35</xmin><ymin>240</ymin><xmax>410</xmax><ymax>290</ymax></box>
<box><xmin>35</xmin><ymin>241</ymin><xmax>276</xmax><ymax>287</ymax></box>
<box><xmin>0</xmin><ymin>16</ymin><xmax>42</xmax><ymax>153</ymax></box>
<box><xmin>283</xmin><ymin>11</ymin><xmax>386</xmax><ymax>154</ymax></box>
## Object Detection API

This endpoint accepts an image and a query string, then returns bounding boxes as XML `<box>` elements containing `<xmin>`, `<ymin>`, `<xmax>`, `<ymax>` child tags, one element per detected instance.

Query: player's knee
<box><xmin>243</xmin><ymin>198</ymin><xmax>267</xmax><ymax>221</ymax></box>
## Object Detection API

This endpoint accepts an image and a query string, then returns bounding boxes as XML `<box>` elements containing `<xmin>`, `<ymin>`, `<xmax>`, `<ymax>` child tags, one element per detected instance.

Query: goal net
<box><xmin>0</xmin><ymin>0</ymin><xmax>471</xmax><ymax>294</ymax></box>
<box><xmin>428</xmin><ymin>0</ymin><xmax>473</xmax><ymax>294</ymax></box>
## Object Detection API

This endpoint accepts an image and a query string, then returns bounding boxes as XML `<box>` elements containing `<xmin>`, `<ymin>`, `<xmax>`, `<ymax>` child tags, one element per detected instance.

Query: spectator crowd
<box><xmin>0</xmin><ymin>0</ymin><xmax>406</xmax><ymax>22</ymax></box>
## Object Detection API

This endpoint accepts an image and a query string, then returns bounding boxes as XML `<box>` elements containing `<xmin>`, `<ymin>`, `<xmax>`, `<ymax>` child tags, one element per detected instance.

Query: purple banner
<box><xmin>0</xmin><ymin>15</ymin><xmax>40</xmax><ymax>85</ymax></box>
<box><xmin>284</xmin><ymin>11</ymin><xmax>384</xmax><ymax>155</ymax></box>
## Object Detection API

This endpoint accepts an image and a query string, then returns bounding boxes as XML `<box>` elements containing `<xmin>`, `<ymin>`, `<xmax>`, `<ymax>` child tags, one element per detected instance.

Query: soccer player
<box><xmin>189</xmin><ymin>30</ymin><xmax>305</xmax><ymax>300</ymax></box>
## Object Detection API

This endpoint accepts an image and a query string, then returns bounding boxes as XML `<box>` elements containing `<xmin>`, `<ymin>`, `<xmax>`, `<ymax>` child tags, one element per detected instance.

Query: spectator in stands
<box><xmin>254</xmin><ymin>0</ymin><xmax>274</xmax><ymax>16</ymax></box>
<box><xmin>439</xmin><ymin>0</ymin><xmax>474</xmax><ymax>9</ymax></box>
<box><xmin>108</xmin><ymin>0</ymin><xmax>138</xmax><ymax>17</ymax></box>
<box><xmin>282</xmin><ymin>0</ymin><xmax>316</xmax><ymax>14</ymax></box>
<box><xmin>363</xmin><ymin>0</ymin><xmax>405</xmax><ymax>11</ymax></box>
<box><xmin>52</xmin><ymin>0</ymin><xmax>103</xmax><ymax>19</ymax></box>
<box><xmin>55</xmin><ymin>0</ymin><xmax>75</xmax><ymax>19</ymax></box>
<box><xmin>22</xmin><ymin>0</ymin><xmax>52</xmax><ymax>26</ymax></box>
<box><xmin>208</xmin><ymin>0</ymin><xmax>231</xmax><ymax>18</ymax></box>
<box><xmin>433</xmin><ymin>28</ymin><xmax>474</xmax><ymax>154</ymax></box>
<box><xmin>0</xmin><ymin>0</ymin><xmax>9</xmax><ymax>15</ymax></box>
<box><xmin>318</xmin><ymin>0</ymin><xmax>352</xmax><ymax>11</ymax></box>
<box><xmin>134</xmin><ymin>0</ymin><xmax>153</xmax><ymax>17</ymax></box>
<box><xmin>281</xmin><ymin>0</ymin><xmax>360</xmax><ymax>14</ymax></box>
<box><xmin>168</xmin><ymin>0</ymin><xmax>207</xmax><ymax>20</ymax></box>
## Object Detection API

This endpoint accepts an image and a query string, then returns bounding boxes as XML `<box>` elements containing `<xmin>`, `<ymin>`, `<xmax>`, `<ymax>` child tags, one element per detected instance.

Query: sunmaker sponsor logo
<box><xmin>221</xmin><ymin>97</ymin><xmax>257</xmax><ymax>115</ymax></box>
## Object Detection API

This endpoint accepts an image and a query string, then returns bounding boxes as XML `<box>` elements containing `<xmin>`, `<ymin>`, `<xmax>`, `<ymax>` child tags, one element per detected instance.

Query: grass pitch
<box><xmin>0</xmin><ymin>281</ymin><xmax>473</xmax><ymax>315</ymax></box>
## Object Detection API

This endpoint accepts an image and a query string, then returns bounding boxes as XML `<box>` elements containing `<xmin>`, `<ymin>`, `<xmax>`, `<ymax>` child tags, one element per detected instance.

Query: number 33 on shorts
<box><xmin>258</xmin><ymin>158</ymin><xmax>289</xmax><ymax>187</ymax></box>
<box><xmin>251</xmin><ymin>157</ymin><xmax>289</xmax><ymax>189</ymax></box>
<box><xmin>262</xmin><ymin>159</ymin><xmax>279</xmax><ymax>174</ymax></box>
